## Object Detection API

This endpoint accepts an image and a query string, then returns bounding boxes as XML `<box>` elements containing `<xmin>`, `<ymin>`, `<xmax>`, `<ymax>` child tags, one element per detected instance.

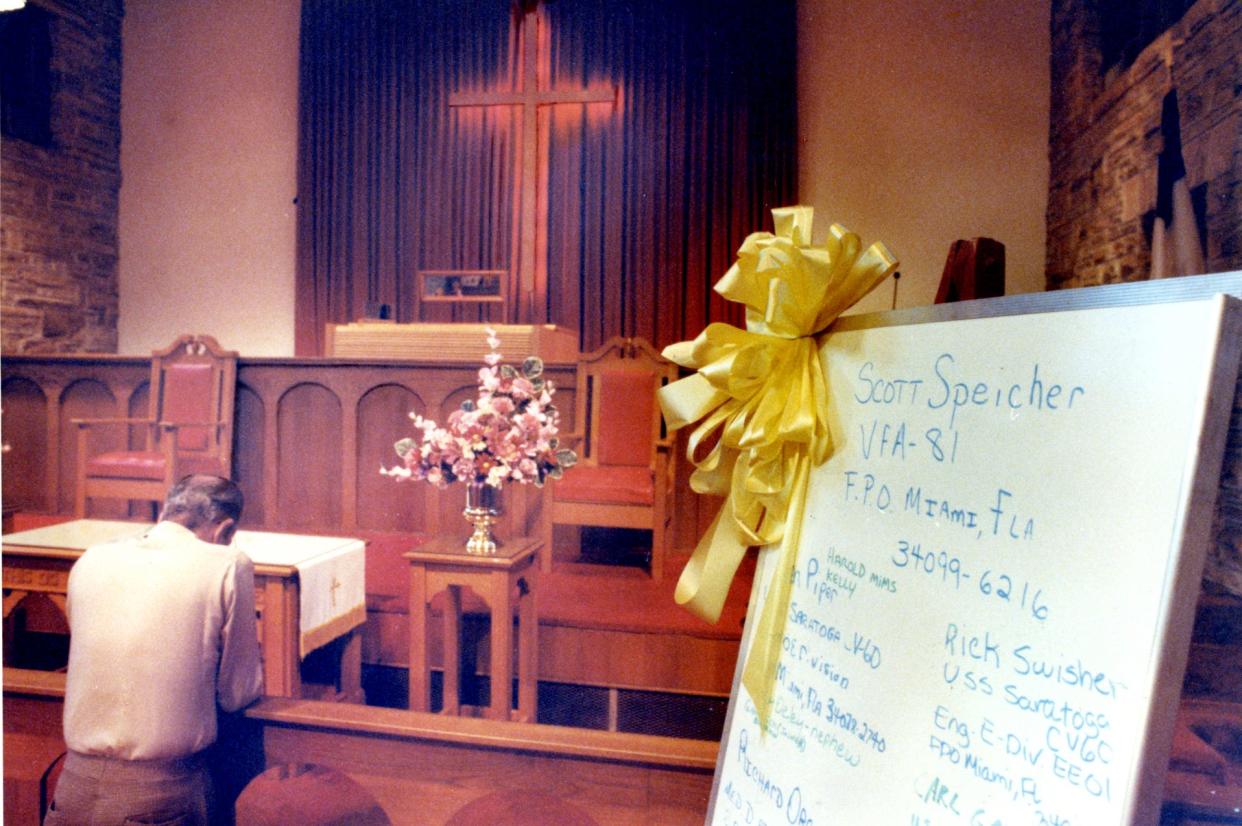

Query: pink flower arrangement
<box><xmin>382</xmin><ymin>328</ymin><xmax>576</xmax><ymax>489</ymax></box>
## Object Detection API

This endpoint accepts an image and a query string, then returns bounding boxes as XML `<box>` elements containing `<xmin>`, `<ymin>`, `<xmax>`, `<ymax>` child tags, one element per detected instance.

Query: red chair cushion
<box><xmin>85</xmin><ymin>451</ymin><xmax>223</xmax><ymax>481</ymax></box>
<box><xmin>553</xmin><ymin>465</ymin><xmax>653</xmax><ymax>505</ymax></box>
<box><xmin>86</xmin><ymin>451</ymin><xmax>166</xmax><ymax>480</ymax></box>
<box><xmin>593</xmin><ymin>371</ymin><xmax>653</xmax><ymax>467</ymax></box>
<box><xmin>163</xmin><ymin>362</ymin><xmax>214</xmax><ymax>451</ymax></box>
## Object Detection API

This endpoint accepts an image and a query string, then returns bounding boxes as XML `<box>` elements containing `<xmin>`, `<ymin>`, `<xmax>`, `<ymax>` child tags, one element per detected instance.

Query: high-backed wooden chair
<box><xmin>74</xmin><ymin>334</ymin><xmax>237</xmax><ymax>517</ymax></box>
<box><xmin>543</xmin><ymin>337</ymin><xmax>677</xmax><ymax>580</ymax></box>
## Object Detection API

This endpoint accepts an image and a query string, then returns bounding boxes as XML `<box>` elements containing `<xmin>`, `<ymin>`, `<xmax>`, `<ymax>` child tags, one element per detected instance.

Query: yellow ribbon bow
<box><xmin>658</xmin><ymin>205</ymin><xmax>897</xmax><ymax>729</ymax></box>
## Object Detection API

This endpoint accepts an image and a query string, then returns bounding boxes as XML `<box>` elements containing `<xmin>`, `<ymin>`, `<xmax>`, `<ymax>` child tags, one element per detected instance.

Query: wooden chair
<box><xmin>74</xmin><ymin>334</ymin><xmax>237</xmax><ymax>517</ymax></box>
<box><xmin>543</xmin><ymin>337</ymin><xmax>677</xmax><ymax>580</ymax></box>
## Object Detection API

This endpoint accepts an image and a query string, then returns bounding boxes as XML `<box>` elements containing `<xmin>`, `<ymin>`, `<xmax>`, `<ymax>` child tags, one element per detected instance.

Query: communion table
<box><xmin>2</xmin><ymin>519</ymin><xmax>366</xmax><ymax>701</ymax></box>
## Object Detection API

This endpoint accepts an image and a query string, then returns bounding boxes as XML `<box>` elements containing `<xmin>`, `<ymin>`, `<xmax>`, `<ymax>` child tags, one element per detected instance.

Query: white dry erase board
<box><xmin>708</xmin><ymin>273</ymin><xmax>1242</xmax><ymax>826</ymax></box>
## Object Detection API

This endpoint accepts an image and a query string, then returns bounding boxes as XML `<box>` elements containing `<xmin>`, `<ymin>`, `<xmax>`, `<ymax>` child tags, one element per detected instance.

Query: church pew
<box><xmin>9</xmin><ymin>667</ymin><xmax>1241</xmax><ymax>825</ymax></box>
<box><xmin>247</xmin><ymin>696</ymin><xmax>716</xmax><ymax>824</ymax></box>
<box><xmin>1</xmin><ymin>669</ymin><xmax>716</xmax><ymax>826</ymax></box>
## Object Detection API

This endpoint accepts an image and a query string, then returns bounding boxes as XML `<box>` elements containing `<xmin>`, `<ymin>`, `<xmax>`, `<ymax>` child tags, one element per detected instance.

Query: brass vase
<box><xmin>463</xmin><ymin>481</ymin><xmax>502</xmax><ymax>554</ymax></box>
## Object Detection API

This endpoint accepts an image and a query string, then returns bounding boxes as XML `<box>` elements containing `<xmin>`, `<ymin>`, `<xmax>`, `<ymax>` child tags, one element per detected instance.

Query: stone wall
<box><xmin>1046</xmin><ymin>0</ymin><xmax>1241</xmax><ymax>288</ymax></box>
<box><xmin>1</xmin><ymin>0</ymin><xmax>123</xmax><ymax>354</ymax></box>
<box><xmin>1046</xmin><ymin>0</ymin><xmax>1242</xmax><ymax>631</ymax></box>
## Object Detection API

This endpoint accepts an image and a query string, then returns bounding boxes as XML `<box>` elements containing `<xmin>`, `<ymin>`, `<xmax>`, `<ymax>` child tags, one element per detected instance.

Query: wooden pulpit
<box><xmin>323</xmin><ymin>322</ymin><xmax>579</xmax><ymax>364</ymax></box>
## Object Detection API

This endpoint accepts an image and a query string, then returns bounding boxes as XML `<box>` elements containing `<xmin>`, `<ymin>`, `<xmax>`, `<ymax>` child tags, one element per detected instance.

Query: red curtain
<box><xmin>296</xmin><ymin>0</ymin><xmax>796</xmax><ymax>356</ymax></box>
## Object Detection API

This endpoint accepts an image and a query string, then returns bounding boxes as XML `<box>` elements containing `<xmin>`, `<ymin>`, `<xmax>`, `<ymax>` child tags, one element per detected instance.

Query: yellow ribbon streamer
<box><xmin>658</xmin><ymin>205</ymin><xmax>897</xmax><ymax>729</ymax></box>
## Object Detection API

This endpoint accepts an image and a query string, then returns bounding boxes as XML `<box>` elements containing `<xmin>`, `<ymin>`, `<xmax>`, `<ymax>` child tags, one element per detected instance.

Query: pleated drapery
<box><xmin>296</xmin><ymin>0</ymin><xmax>796</xmax><ymax>356</ymax></box>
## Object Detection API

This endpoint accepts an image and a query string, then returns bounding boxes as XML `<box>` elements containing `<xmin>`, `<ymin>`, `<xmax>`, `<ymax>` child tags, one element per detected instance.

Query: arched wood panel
<box><xmin>234</xmin><ymin>383</ymin><xmax>266</xmax><ymax>527</ymax></box>
<box><xmin>5</xmin><ymin>592</ymin><xmax>70</xmax><ymax>669</ymax></box>
<box><xmin>1</xmin><ymin>377</ymin><xmax>49</xmax><ymax>512</ymax></box>
<box><xmin>58</xmin><ymin>379</ymin><xmax>122</xmax><ymax>517</ymax></box>
<box><xmin>439</xmin><ymin>384</ymin><xmax>477</xmax><ymax>421</ymax></box>
<box><xmin>356</xmin><ymin>384</ymin><xmax>426</xmax><ymax>532</ymax></box>
<box><xmin>276</xmin><ymin>383</ymin><xmax>342</xmax><ymax>530</ymax></box>
<box><xmin>14</xmin><ymin>592</ymin><xmax>69</xmax><ymax>634</ymax></box>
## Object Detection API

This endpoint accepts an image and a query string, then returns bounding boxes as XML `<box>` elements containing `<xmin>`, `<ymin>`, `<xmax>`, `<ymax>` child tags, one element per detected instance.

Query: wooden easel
<box><xmin>934</xmin><ymin>237</ymin><xmax>1005</xmax><ymax>303</ymax></box>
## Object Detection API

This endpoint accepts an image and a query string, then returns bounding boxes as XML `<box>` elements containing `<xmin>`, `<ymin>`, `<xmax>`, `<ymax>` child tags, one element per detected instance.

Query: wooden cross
<box><xmin>449</xmin><ymin>1</ymin><xmax>616</xmax><ymax>322</ymax></box>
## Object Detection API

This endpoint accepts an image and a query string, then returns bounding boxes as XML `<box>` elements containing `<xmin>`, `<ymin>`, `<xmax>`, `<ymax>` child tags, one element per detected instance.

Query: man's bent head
<box><xmin>160</xmin><ymin>474</ymin><xmax>244</xmax><ymax>545</ymax></box>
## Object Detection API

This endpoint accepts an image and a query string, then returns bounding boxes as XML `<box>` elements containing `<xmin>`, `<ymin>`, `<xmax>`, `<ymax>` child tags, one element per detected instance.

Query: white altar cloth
<box><xmin>233</xmin><ymin>530</ymin><xmax>366</xmax><ymax>657</ymax></box>
<box><xmin>2</xmin><ymin>520</ymin><xmax>366</xmax><ymax>660</ymax></box>
<box><xmin>1</xmin><ymin>519</ymin><xmax>148</xmax><ymax>551</ymax></box>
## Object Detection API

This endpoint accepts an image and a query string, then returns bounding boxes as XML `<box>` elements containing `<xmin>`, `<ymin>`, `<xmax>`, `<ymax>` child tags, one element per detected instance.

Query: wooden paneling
<box><xmin>356</xmin><ymin>384</ymin><xmax>425</xmax><ymax>531</ymax></box>
<box><xmin>538</xmin><ymin>624</ymin><xmax>740</xmax><ymax>695</ymax></box>
<box><xmin>0</xmin><ymin>378</ymin><xmax>48</xmax><ymax>514</ymax></box>
<box><xmin>234</xmin><ymin>384</ymin><xmax>266</xmax><ymax>525</ymax></box>
<box><xmin>0</xmin><ymin>356</ymin><xmax>580</xmax><ymax>536</ymax></box>
<box><xmin>276</xmin><ymin>382</ymin><xmax>343</xmax><ymax>529</ymax></box>
<box><xmin>1</xmin><ymin>356</ymin><xmax>149</xmax><ymax>519</ymax></box>
<box><xmin>0</xmin><ymin>353</ymin><xmax>740</xmax><ymax>544</ymax></box>
<box><xmin>360</xmin><ymin>607</ymin><xmax>740</xmax><ymax>696</ymax></box>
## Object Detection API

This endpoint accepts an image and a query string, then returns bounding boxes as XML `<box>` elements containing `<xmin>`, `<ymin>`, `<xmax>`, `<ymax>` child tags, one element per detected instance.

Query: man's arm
<box><xmin>218</xmin><ymin>553</ymin><xmax>263</xmax><ymax>711</ymax></box>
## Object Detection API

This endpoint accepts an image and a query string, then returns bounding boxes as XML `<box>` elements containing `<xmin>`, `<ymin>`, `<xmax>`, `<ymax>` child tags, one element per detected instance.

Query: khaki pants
<box><xmin>44</xmin><ymin>751</ymin><xmax>214</xmax><ymax>826</ymax></box>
